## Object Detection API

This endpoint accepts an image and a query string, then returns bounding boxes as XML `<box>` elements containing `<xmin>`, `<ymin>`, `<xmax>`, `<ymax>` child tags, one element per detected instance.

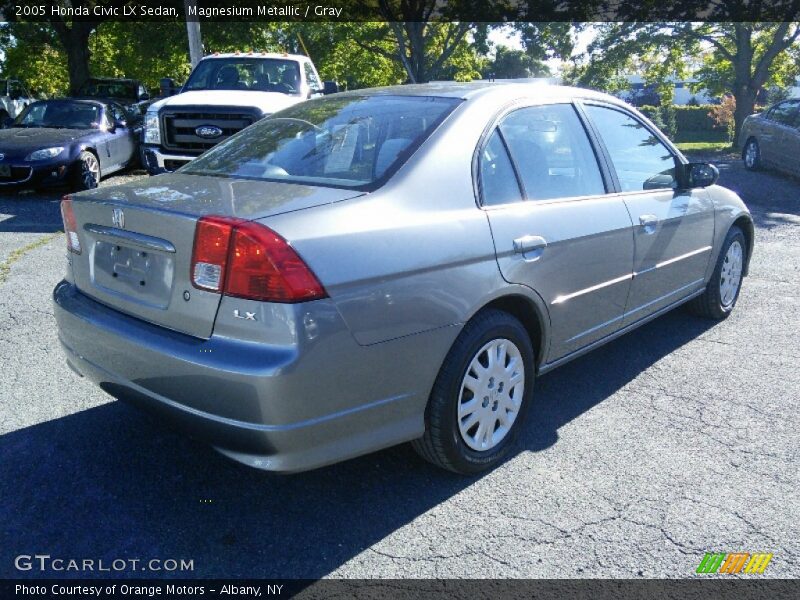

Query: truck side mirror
<box><xmin>323</xmin><ymin>81</ymin><xmax>339</xmax><ymax>95</ymax></box>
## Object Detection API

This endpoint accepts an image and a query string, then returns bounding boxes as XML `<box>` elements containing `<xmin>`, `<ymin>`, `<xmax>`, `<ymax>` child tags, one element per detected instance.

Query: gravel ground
<box><xmin>0</xmin><ymin>161</ymin><xmax>797</xmax><ymax>579</ymax></box>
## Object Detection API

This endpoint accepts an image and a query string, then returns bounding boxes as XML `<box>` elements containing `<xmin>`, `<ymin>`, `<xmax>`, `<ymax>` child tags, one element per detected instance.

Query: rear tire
<box><xmin>687</xmin><ymin>226</ymin><xmax>746</xmax><ymax>320</ymax></box>
<box><xmin>412</xmin><ymin>309</ymin><xmax>535</xmax><ymax>475</ymax></box>
<box><xmin>743</xmin><ymin>138</ymin><xmax>761</xmax><ymax>170</ymax></box>
<box><xmin>72</xmin><ymin>150</ymin><xmax>100</xmax><ymax>191</ymax></box>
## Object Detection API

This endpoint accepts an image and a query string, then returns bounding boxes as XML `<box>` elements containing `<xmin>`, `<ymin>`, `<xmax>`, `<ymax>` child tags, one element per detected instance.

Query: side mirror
<box><xmin>139</xmin><ymin>92</ymin><xmax>150</xmax><ymax>101</ymax></box>
<box><xmin>115</xmin><ymin>119</ymin><xmax>128</xmax><ymax>129</ymax></box>
<box><xmin>686</xmin><ymin>162</ymin><xmax>719</xmax><ymax>188</ymax></box>
<box><xmin>2</xmin><ymin>117</ymin><xmax>13</xmax><ymax>128</ymax></box>
<box><xmin>323</xmin><ymin>80</ymin><xmax>339</xmax><ymax>95</ymax></box>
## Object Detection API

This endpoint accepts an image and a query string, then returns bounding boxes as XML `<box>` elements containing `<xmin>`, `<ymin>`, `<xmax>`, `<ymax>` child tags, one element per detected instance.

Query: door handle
<box><xmin>639</xmin><ymin>214</ymin><xmax>658</xmax><ymax>234</ymax></box>
<box><xmin>513</xmin><ymin>235</ymin><xmax>547</xmax><ymax>259</ymax></box>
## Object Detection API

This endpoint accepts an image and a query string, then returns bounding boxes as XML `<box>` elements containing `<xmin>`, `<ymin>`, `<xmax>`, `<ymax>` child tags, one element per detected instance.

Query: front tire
<box><xmin>743</xmin><ymin>138</ymin><xmax>761</xmax><ymax>171</ymax></box>
<box><xmin>412</xmin><ymin>309</ymin><xmax>535</xmax><ymax>475</ymax></box>
<box><xmin>72</xmin><ymin>150</ymin><xmax>101</xmax><ymax>191</ymax></box>
<box><xmin>688</xmin><ymin>226</ymin><xmax>747</xmax><ymax>320</ymax></box>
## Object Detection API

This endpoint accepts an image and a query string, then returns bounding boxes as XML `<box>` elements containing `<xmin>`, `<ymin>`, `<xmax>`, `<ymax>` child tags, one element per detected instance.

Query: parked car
<box><xmin>0</xmin><ymin>99</ymin><xmax>140</xmax><ymax>191</ymax></box>
<box><xmin>140</xmin><ymin>52</ymin><xmax>338</xmax><ymax>174</ymax></box>
<box><xmin>741</xmin><ymin>98</ymin><xmax>800</xmax><ymax>177</ymax></box>
<box><xmin>54</xmin><ymin>83</ymin><xmax>753</xmax><ymax>474</ymax></box>
<box><xmin>76</xmin><ymin>77</ymin><xmax>152</xmax><ymax>117</ymax></box>
<box><xmin>0</xmin><ymin>78</ymin><xmax>35</xmax><ymax>125</ymax></box>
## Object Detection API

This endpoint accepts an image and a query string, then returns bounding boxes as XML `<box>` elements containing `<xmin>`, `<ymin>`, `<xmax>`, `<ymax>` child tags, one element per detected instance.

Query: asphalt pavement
<box><xmin>0</xmin><ymin>160</ymin><xmax>797</xmax><ymax>579</ymax></box>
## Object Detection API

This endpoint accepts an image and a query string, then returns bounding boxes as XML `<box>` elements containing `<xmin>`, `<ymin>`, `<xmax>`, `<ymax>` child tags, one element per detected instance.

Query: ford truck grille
<box><xmin>161</xmin><ymin>107</ymin><xmax>259</xmax><ymax>153</ymax></box>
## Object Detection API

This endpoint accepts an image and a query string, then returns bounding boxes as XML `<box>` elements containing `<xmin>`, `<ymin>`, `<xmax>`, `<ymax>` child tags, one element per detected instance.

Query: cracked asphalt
<box><xmin>0</xmin><ymin>159</ymin><xmax>797</xmax><ymax>580</ymax></box>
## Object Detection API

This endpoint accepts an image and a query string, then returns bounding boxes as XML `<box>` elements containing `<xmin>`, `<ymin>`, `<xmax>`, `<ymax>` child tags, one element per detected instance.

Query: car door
<box><xmin>760</xmin><ymin>101</ymin><xmax>799</xmax><ymax>169</ymax></box>
<box><xmin>582</xmin><ymin>103</ymin><xmax>716</xmax><ymax>325</ymax></box>
<box><xmin>771</xmin><ymin>100</ymin><xmax>800</xmax><ymax>174</ymax></box>
<box><xmin>481</xmin><ymin>102</ymin><xmax>635</xmax><ymax>361</ymax></box>
<box><xmin>786</xmin><ymin>108</ymin><xmax>800</xmax><ymax>177</ymax></box>
<box><xmin>106</xmin><ymin>103</ymin><xmax>136</xmax><ymax>167</ymax></box>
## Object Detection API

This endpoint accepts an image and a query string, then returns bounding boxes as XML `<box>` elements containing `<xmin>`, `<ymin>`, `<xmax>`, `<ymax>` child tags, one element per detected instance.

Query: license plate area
<box><xmin>91</xmin><ymin>240</ymin><xmax>174</xmax><ymax>309</ymax></box>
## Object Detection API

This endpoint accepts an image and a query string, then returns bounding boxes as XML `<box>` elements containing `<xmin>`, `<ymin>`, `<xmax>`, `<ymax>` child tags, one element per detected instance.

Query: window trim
<box><xmin>579</xmin><ymin>100</ymin><xmax>686</xmax><ymax>196</ymax></box>
<box><xmin>473</xmin><ymin>100</ymin><xmax>616</xmax><ymax>210</ymax></box>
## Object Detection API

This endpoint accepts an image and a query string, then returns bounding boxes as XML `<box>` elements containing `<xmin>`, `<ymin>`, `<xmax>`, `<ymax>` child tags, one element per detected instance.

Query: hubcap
<box><xmin>745</xmin><ymin>142</ymin><xmax>757</xmax><ymax>167</ymax></box>
<box><xmin>82</xmin><ymin>155</ymin><xmax>99</xmax><ymax>188</ymax></box>
<box><xmin>457</xmin><ymin>338</ymin><xmax>525</xmax><ymax>452</ymax></box>
<box><xmin>719</xmin><ymin>240</ymin><xmax>743</xmax><ymax>307</ymax></box>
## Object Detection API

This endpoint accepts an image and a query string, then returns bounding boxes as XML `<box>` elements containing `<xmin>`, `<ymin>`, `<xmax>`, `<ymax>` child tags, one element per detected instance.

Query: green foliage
<box><xmin>638</xmin><ymin>105</ymin><xmax>666</xmax><ymax>131</ymax></box>
<box><xmin>482</xmin><ymin>45</ymin><xmax>550</xmax><ymax>79</ymax></box>
<box><xmin>660</xmin><ymin>104</ymin><xmax>677</xmax><ymax>140</ymax></box>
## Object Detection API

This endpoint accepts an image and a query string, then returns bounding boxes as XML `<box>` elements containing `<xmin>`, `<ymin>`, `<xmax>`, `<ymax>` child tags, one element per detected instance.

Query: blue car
<box><xmin>0</xmin><ymin>98</ymin><xmax>140</xmax><ymax>191</ymax></box>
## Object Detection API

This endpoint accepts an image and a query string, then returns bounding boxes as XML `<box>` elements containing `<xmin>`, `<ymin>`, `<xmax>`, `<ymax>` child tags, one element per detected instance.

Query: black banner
<box><xmin>2</xmin><ymin>579</ymin><xmax>800</xmax><ymax>600</ymax></box>
<box><xmin>2</xmin><ymin>0</ymin><xmax>800</xmax><ymax>23</ymax></box>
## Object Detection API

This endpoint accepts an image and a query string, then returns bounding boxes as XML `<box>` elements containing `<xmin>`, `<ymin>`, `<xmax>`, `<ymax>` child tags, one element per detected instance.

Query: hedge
<box><xmin>638</xmin><ymin>104</ymin><xmax>728</xmax><ymax>142</ymax></box>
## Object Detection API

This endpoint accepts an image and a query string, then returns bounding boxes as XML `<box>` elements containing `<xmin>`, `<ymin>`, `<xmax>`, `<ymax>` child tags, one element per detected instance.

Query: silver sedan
<box><xmin>54</xmin><ymin>83</ymin><xmax>753</xmax><ymax>474</ymax></box>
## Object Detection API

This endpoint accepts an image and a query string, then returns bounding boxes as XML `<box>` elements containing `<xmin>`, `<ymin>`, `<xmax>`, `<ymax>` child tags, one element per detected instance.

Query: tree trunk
<box><xmin>66</xmin><ymin>37</ymin><xmax>92</xmax><ymax>95</ymax></box>
<box><xmin>50</xmin><ymin>19</ymin><xmax>96</xmax><ymax>95</ymax></box>
<box><xmin>732</xmin><ymin>87</ymin><xmax>757</xmax><ymax>148</ymax></box>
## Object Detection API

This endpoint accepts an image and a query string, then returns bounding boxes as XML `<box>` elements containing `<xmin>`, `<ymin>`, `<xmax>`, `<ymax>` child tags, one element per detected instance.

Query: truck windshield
<box><xmin>183</xmin><ymin>58</ymin><xmax>304</xmax><ymax>95</ymax></box>
<box><xmin>180</xmin><ymin>94</ymin><xmax>461</xmax><ymax>190</ymax></box>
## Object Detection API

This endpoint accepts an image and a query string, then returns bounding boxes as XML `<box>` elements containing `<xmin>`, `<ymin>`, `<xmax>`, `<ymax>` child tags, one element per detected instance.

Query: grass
<box><xmin>674</xmin><ymin>141</ymin><xmax>734</xmax><ymax>153</ymax></box>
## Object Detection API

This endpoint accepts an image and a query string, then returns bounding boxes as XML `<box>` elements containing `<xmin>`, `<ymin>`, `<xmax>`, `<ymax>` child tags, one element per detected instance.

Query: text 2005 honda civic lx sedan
<box><xmin>54</xmin><ymin>83</ymin><xmax>753</xmax><ymax>474</ymax></box>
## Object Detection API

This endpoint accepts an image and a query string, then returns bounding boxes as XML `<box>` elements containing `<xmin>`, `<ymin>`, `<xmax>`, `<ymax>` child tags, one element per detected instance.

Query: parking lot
<box><xmin>0</xmin><ymin>158</ymin><xmax>798</xmax><ymax>579</ymax></box>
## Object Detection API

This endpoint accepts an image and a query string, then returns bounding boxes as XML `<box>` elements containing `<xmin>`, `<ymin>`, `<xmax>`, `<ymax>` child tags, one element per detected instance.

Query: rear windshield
<box><xmin>181</xmin><ymin>95</ymin><xmax>461</xmax><ymax>189</ymax></box>
<box><xmin>79</xmin><ymin>79</ymin><xmax>137</xmax><ymax>100</ymax></box>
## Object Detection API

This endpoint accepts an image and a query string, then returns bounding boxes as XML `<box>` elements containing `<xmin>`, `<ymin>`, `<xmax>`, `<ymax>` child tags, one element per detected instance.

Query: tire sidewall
<box><xmin>434</xmin><ymin>314</ymin><xmax>535</xmax><ymax>473</ymax></box>
<box><xmin>710</xmin><ymin>228</ymin><xmax>746</xmax><ymax>317</ymax></box>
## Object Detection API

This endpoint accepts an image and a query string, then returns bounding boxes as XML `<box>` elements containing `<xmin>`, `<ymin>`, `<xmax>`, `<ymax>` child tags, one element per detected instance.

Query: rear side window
<box><xmin>499</xmin><ymin>104</ymin><xmax>605</xmax><ymax>200</ymax></box>
<box><xmin>479</xmin><ymin>130</ymin><xmax>523</xmax><ymax>206</ymax></box>
<box><xmin>586</xmin><ymin>105</ymin><xmax>677</xmax><ymax>192</ymax></box>
<box><xmin>767</xmin><ymin>101</ymin><xmax>799</xmax><ymax>125</ymax></box>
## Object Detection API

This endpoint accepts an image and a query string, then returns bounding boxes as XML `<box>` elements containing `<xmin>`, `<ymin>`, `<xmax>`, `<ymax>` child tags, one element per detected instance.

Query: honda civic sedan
<box><xmin>740</xmin><ymin>98</ymin><xmax>800</xmax><ymax>177</ymax></box>
<box><xmin>53</xmin><ymin>83</ymin><xmax>753</xmax><ymax>474</ymax></box>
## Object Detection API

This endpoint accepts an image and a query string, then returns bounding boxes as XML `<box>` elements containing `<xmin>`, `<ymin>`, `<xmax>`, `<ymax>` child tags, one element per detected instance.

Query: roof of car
<box><xmin>86</xmin><ymin>77</ymin><xmax>138</xmax><ymax>83</ymax></box>
<box><xmin>201</xmin><ymin>52</ymin><xmax>309</xmax><ymax>61</ymax></box>
<box><xmin>336</xmin><ymin>81</ymin><xmax>626</xmax><ymax>105</ymax></box>
<box><xmin>31</xmin><ymin>98</ymin><xmax>108</xmax><ymax>108</ymax></box>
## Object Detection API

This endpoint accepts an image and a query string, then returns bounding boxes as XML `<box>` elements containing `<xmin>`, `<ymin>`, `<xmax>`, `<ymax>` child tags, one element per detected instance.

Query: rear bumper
<box><xmin>53</xmin><ymin>281</ymin><xmax>453</xmax><ymax>472</ymax></box>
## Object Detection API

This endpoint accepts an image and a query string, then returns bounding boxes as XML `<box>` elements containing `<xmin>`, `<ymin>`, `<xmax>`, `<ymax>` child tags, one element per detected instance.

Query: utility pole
<box><xmin>184</xmin><ymin>0</ymin><xmax>203</xmax><ymax>67</ymax></box>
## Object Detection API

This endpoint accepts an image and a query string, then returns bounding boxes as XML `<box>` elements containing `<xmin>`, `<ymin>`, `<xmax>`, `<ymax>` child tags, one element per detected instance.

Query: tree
<box><xmin>483</xmin><ymin>45</ymin><xmax>550</xmax><ymax>79</ymax></box>
<box><xmin>571</xmin><ymin>19</ymin><xmax>800</xmax><ymax>144</ymax></box>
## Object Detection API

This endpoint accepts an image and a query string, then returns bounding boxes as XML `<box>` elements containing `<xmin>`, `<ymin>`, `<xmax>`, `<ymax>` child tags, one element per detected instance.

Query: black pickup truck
<box><xmin>76</xmin><ymin>77</ymin><xmax>153</xmax><ymax>117</ymax></box>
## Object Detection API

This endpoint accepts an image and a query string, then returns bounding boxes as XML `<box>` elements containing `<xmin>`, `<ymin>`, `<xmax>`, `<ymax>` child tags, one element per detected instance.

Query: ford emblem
<box><xmin>195</xmin><ymin>125</ymin><xmax>223</xmax><ymax>139</ymax></box>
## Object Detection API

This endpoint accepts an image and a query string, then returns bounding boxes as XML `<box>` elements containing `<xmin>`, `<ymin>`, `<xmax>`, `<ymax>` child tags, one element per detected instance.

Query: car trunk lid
<box><xmin>68</xmin><ymin>174</ymin><xmax>364</xmax><ymax>338</ymax></box>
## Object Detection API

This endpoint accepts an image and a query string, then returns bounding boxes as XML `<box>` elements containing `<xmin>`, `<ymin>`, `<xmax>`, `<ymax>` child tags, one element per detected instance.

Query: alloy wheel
<box><xmin>82</xmin><ymin>154</ymin><xmax>100</xmax><ymax>188</ymax></box>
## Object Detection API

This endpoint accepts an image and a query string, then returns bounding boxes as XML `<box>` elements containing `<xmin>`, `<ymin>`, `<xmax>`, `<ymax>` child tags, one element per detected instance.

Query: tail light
<box><xmin>191</xmin><ymin>216</ymin><xmax>326</xmax><ymax>303</ymax></box>
<box><xmin>60</xmin><ymin>196</ymin><xmax>81</xmax><ymax>254</ymax></box>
